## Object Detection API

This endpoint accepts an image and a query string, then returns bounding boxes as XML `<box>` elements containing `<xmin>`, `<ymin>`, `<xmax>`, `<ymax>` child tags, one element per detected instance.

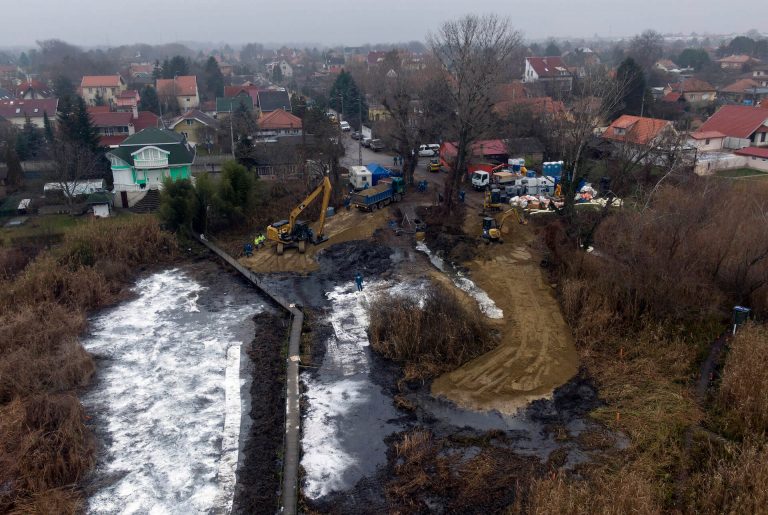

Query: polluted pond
<box><xmin>268</xmin><ymin>237</ymin><xmax>622</xmax><ymax>512</ymax></box>
<box><xmin>81</xmin><ymin>261</ymin><xmax>268</xmax><ymax>514</ymax></box>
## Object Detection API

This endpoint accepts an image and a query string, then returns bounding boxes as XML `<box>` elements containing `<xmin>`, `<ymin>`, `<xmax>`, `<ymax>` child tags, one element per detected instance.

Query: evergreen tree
<box><xmin>203</xmin><ymin>56</ymin><xmax>224</xmax><ymax>99</ymax></box>
<box><xmin>94</xmin><ymin>90</ymin><xmax>106</xmax><ymax>106</ymax></box>
<box><xmin>152</xmin><ymin>59</ymin><xmax>162</xmax><ymax>79</ymax></box>
<box><xmin>159</xmin><ymin>178</ymin><xmax>195</xmax><ymax>232</ymax></box>
<box><xmin>272</xmin><ymin>64</ymin><xmax>283</xmax><ymax>84</ymax></box>
<box><xmin>677</xmin><ymin>48</ymin><xmax>711</xmax><ymax>71</ymax></box>
<box><xmin>139</xmin><ymin>85</ymin><xmax>160</xmax><ymax>114</ymax></box>
<box><xmin>20</xmin><ymin>115</ymin><xmax>43</xmax><ymax>158</ymax></box>
<box><xmin>19</xmin><ymin>51</ymin><xmax>30</xmax><ymax>69</ymax></box>
<box><xmin>329</xmin><ymin>70</ymin><xmax>368</xmax><ymax>126</ymax></box>
<box><xmin>4</xmin><ymin>143</ymin><xmax>24</xmax><ymax>190</ymax></box>
<box><xmin>544</xmin><ymin>40</ymin><xmax>561</xmax><ymax>56</ymax></box>
<box><xmin>616</xmin><ymin>57</ymin><xmax>647</xmax><ymax>116</ymax></box>
<box><xmin>162</xmin><ymin>56</ymin><xmax>190</xmax><ymax>78</ymax></box>
<box><xmin>43</xmin><ymin>111</ymin><xmax>54</xmax><ymax>143</ymax></box>
<box><xmin>52</xmin><ymin>75</ymin><xmax>75</xmax><ymax>101</ymax></box>
<box><xmin>217</xmin><ymin>160</ymin><xmax>254</xmax><ymax>225</ymax></box>
<box><xmin>57</xmin><ymin>95</ymin><xmax>101</xmax><ymax>151</ymax></box>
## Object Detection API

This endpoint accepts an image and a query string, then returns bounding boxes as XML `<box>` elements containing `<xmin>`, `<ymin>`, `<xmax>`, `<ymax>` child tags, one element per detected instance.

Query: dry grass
<box><xmin>0</xmin><ymin>215</ymin><xmax>176</xmax><ymax>512</ymax></box>
<box><xmin>717</xmin><ymin>323</ymin><xmax>768</xmax><ymax>437</ymax></box>
<box><xmin>368</xmin><ymin>282</ymin><xmax>496</xmax><ymax>380</ymax></box>
<box><xmin>522</xmin><ymin>466</ymin><xmax>660</xmax><ymax>515</ymax></box>
<box><xmin>688</xmin><ymin>439</ymin><xmax>768</xmax><ymax>514</ymax></box>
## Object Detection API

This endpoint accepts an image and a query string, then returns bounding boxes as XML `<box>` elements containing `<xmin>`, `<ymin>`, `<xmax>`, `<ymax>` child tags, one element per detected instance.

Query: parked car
<box><xmin>351</xmin><ymin>131</ymin><xmax>361</xmax><ymax>140</ymax></box>
<box><xmin>340</xmin><ymin>121</ymin><xmax>351</xmax><ymax>131</ymax></box>
<box><xmin>362</xmin><ymin>137</ymin><xmax>372</xmax><ymax>148</ymax></box>
<box><xmin>428</xmin><ymin>158</ymin><xmax>441</xmax><ymax>172</ymax></box>
<box><xmin>370</xmin><ymin>139</ymin><xmax>385</xmax><ymax>152</ymax></box>
<box><xmin>418</xmin><ymin>144</ymin><xmax>441</xmax><ymax>157</ymax></box>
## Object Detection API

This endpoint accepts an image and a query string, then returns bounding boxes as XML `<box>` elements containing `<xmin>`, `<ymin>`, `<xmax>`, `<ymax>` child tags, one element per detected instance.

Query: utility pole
<box><xmin>230</xmin><ymin>107</ymin><xmax>235</xmax><ymax>158</ymax></box>
<box><xmin>358</xmin><ymin>95</ymin><xmax>363</xmax><ymax>165</ymax></box>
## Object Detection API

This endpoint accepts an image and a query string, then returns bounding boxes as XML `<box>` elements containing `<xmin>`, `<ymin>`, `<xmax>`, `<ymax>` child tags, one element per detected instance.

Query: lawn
<box><xmin>715</xmin><ymin>168</ymin><xmax>768</xmax><ymax>179</ymax></box>
<box><xmin>0</xmin><ymin>213</ymin><xmax>83</xmax><ymax>247</ymax></box>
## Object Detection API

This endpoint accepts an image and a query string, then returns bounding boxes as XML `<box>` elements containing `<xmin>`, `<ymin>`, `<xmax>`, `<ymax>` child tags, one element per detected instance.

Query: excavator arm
<box><xmin>288</xmin><ymin>176</ymin><xmax>332</xmax><ymax>230</ymax></box>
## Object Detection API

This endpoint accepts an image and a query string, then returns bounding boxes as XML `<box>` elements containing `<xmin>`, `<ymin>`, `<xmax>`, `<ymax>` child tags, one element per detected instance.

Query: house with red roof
<box><xmin>663</xmin><ymin>78</ymin><xmax>717</xmax><ymax>104</ymax></box>
<box><xmin>80</xmin><ymin>75</ymin><xmax>127</xmax><ymax>106</ymax></box>
<box><xmin>603</xmin><ymin>115</ymin><xmax>676</xmax><ymax>147</ymax></box>
<box><xmin>698</xmin><ymin>105</ymin><xmax>768</xmax><ymax>148</ymax></box>
<box><xmin>0</xmin><ymin>98</ymin><xmax>58</xmax><ymax>128</ymax></box>
<box><xmin>522</xmin><ymin>56</ymin><xmax>573</xmax><ymax>94</ymax></box>
<box><xmin>717</xmin><ymin>55</ymin><xmax>761</xmax><ymax>71</ymax></box>
<box><xmin>256</xmin><ymin>108</ymin><xmax>302</xmax><ymax>139</ymax></box>
<box><xmin>156</xmin><ymin>76</ymin><xmax>199</xmax><ymax>112</ymax></box>
<box><xmin>734</xmin><ymin>147</ymin><xmax>768</xmax><ymax>172</ymax></box>
<box><xmin>115</xmin><ymin>90</ymin><xmax>141</xmax><ymax>112</ymax></box>
<box><xmin>88</xmin><ymin>107</ymin><xmax>160</xmax><ymax>147</ymax></box>
<box><xmin>687</xmin><ymin>130</ymin><xmax>726</xmax><ymax>151</ymax></box>
<box><xmin>16</xmin><ymin>80</ymin><xmax>52</xmax><ymax>100</ymax></box>
<box><xmin>439</xmin><ymin>139</ymin><xmax>510</xmax><ymax>175</ymax></box>
<box><xmin>719</xmin><ymin>78</ymin><xmax>764</xmax><ymax>104</ymax></box>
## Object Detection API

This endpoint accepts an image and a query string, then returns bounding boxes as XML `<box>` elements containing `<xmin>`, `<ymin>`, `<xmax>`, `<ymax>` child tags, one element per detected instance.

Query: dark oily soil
<box><xmin>233</xmin><ymin>311</ymin><xmax>289</xmax><ymax>515</ymax></box>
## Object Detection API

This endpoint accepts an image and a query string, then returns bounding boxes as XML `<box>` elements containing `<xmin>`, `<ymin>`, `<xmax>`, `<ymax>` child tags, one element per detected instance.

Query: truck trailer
<box><xmin>350</xmin><ymin>177</ymin><xmax>406</xmax><ymax>211</ymax></box>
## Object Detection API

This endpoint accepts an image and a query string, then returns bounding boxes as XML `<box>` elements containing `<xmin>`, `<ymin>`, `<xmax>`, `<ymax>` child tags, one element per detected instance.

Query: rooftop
<box><xmin>156</xmin><ymin>76</ymin><xmax>198</xmax><ymax>97</ymax></box>
<box><xmin>81</xmin><ymin>75</ymin><xmax>124</xmax><ymax>88</ymax></box>
<box><xmin>699</xmin><ymin>105</ymin><xmax>768</xmax><ymax>139</ymax></box>
<box><xmin>258</xmin><ymin>108</ymin><xmax>302</xmax><ymax>130</ymax></box>
<box><xmin>526</xmin><ymin>56</ymin><xmax>571</xmax><ymax>78</ymax></box>
<box><xmin>603</xmin><ymin>115</ymin><xmax>673</xmax><ymax>145</ymax></box>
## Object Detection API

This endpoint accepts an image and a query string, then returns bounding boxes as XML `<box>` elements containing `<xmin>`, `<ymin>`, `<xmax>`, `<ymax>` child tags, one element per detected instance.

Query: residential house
<box><xmin>267</xmin><ymin>60</ymin><xmax>293</xmax><ymax>78</ymax></box>
<box><xmin>80</xmin><ymin>75</ymin><xmax>127</xmax><ymax>106</ymax></box>
<box><xmin>753</xmin><ymin>65</ymin><xmax>768</xmax><ymax>88</ymax></box>
<box><xmin>734</xmin><ymin>147</ymin><xmax>768</xmax><ymax>172</ymax></box>
<box><xmin>107</xmin><ymin>128</ymin><xmax>195</xmax><ymax>204</ymax></box>
<box><xmin>168</xmin><ymin>109</ymin><xmax>220</xmax><ymax>146</ymax></box>
<box><xmin>0</xmin><ymin>98</ymin><xmax>58</xmax><ymax>128</ymax></box>
<box><xmin>717</xmin><ymin>55</ymin><xmax>762</xmax><ymax>71</ymax></box>
<box><xmin>602</xmin><ymin>115</ymin><xmax>676</xmax><ymax>147</ymax></box>
<box><xmin>216</xmin><ymin>95</ymin><xmax>254</xmax><ymax>115</ymax></box>
<box><xmin>0</xmin><ymin>65</ymin><xmax>18</xmax><ymax>80</ymax></box>
<box><xmin>115</xmin><ymin>90</ymin><xmax>140</xmax><ymax>112</ymax></box>
<box><xmin>687</xmin><ymin>130</ymin><xmax>726</xmax><ymax>151</ymax></box>
<box><xmin>88</xmin><ymin>107</ymin><xmax>160</xmax><ymax>147</ymax></box>
<box><xmin>719</xmin><ymin>78</ymin><xmax>768</xmax><ymax>105</ymax></box>
<box><xmin>698</xmin><ymin>105</ymin><xmax>768</xmax><ymax>148</ymax></box>
<box><xmin>16</xmin><ymin>80</ymin><xmax>52</xmax><ymax>99</ymax></box>
<box><xmin>439</xmin><ymin>139</ymin><xmax>510</xmax><ymax>172</ymax></box>
<box><xmin>655</xmin><ymin>59</ymin><xmax>681</xmax><ymax>73</ymax></box>
<box><xmin>368</xmin><ymin>104</ymin><xmax>389</xmax><ymax>121</ymax></box>
<box><xmin>663</xmin><ymin>78</ymin><xmax>717</xmax><ymax>105</ymax></box>
<box><xmin>218</xmin><ymin>62</ymin><xmax>234</xmax><ymax>77</ymax></box>
<box><xmin>522</xmin><ymin>56</ymin><xmax>573</xmax><ymax>94</ymax></box>
<box><xmin>326</xmin><ymin>56</ymin><xmax>345</xmax><ymax>74</ymax></box>
<box><xmin>367</xmin><ymin>51</ymin><xmax>387</xmax><ymax>68</ymax></box>
<box><xmin>256</xmin><ymin>108</ymin><xmax>302</xmax><ymax>139</ymax></box>
<box><xmin>156</xmin><ymin>76</ymin><xmax>200</xmax><ymax>112</ymax></box>
<box><xmin>257</xmin><ymin>89</ymin><xmax>291</xmax><ymax>113</ymax></box>
<box><xmin>129</xmin><ymin>63</ymin><xmax>155</xmax><ymax>79</ymax></box>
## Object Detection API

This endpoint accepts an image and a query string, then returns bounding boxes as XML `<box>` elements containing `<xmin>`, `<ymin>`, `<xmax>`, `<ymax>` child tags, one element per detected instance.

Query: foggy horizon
<box><xmin>0</xmin><ymin>0</ymin><xmax>762</xmax><ymax>49</ymax></box>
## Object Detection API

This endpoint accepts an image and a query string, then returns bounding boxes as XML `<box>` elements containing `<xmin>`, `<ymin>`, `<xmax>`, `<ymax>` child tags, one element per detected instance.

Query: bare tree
<box><xmin>50</xmin><ymin>139</ymin><xmax>102</xmax><ymax>205</ymax></box>
<box><xmin>428</xmin><ymin>14</ymin><xmax>522</xmax><ymax>213</ymax></box>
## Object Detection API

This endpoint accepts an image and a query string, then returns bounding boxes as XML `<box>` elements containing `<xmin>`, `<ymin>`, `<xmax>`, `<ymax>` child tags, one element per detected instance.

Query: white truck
<box><xmin>471</xmin><ymin>169</ymin><xmax>517</xmax><ymax>190</ymax></box>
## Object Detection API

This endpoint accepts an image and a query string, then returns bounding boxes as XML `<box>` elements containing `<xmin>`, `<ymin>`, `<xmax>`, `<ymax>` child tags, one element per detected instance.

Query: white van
<box><xmin>418</xmin><ymin>144</ymin><xmax>440</xmax><ymax>157</ymax></box>
<box><xmin>348</xmin><ymin>166</ymin><xmax>373</xmax><ymax>190</ymax></box>
<box><xmin>339</xmin><ymin>121</ymin><xmax>351</xmax><ymax>131</ymax></box>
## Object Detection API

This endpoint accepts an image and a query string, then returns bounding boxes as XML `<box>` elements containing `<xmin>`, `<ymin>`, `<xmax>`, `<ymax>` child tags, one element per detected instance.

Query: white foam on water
<box><xmin>415</xmin><ymin>241</ymin><xmax>504</xmax><ymax>319</ymax></box>
<box><xmin>82</xmin><ymin>268</ymin><xmax>258</xmax><ymax>515</ymax></box>
<box><xmin>301</xmin><ymin>280</ymin><xmax>420</xmax><ymax>500</ymax></box>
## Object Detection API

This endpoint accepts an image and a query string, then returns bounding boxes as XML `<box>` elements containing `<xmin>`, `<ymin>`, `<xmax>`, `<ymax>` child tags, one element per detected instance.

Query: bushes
<box><xmin>0</xmin><ymin>215</ymin><xmax>176</xmax><ymax>512</ymax></box>
<box><xmin>718</xmin><ymin>323</ymin><xmax>768</xmax><ymax>437</ymax></box>
<box><xmin>368</xmin><ymin>283</ymin><xmax>496</xmax><ymax>379</ymax></box>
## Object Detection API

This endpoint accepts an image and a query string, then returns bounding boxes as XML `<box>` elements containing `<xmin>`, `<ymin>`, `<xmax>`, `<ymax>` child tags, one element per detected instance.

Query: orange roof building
<box><xmin>603</xmin><ymin>115</ymin><xmax>675</xmax><ymax>146</ymax></box>
<box><xmin>156</xmin><ymin>76</ymin><xmax>199</xmax><ymax>111</ymax></box>
<box><xmin>80</xmin><ymin>75</ymin><xmax>127</xmax><ymax>106</ymax></box>
<box><xmin>257</xmin><ymin>108</ymin><xmax>303</xmax><ymax>138</ymax></box>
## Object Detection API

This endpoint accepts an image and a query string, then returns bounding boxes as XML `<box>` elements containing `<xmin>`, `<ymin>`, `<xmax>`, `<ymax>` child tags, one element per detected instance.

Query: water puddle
<box><xmin>415</xmin><ymin>241</ymin><xmax>503</xmax><ymax>319</ymax></box>
<box><xmin>82</xmin><ymin>266</ymin><xmax>262</xmax><ymax>514</ymax></box>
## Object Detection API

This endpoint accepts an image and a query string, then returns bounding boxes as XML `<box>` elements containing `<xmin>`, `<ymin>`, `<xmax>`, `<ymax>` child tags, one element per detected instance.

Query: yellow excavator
<box><xmin>267</xmin><ymin>176</ymin><xmax>332</xmax><ymax>255</ymax></box>
<box><xmin>481</xmin><ymin>207</ymin><xmax>526</xmax><ymax>244</ymax></box>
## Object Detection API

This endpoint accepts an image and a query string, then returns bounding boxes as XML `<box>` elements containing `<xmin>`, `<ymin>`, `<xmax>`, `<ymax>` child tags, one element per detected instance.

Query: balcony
<box><xmin>134</xmin><ymin>157</ymin><xmax>169</xmax><ymax>169</ymax></box>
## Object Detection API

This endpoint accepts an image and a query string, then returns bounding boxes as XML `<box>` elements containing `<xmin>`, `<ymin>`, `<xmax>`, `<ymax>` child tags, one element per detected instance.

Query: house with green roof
<box><xmin>106</xmin><ymin>128</ymin><xmax>195</xmax><ymax>204</ymax></box>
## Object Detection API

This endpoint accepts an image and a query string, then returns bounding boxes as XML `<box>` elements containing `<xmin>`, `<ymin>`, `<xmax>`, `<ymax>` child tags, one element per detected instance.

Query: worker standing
<box><xmin>355</xmin><ymin>272</ymin><xmax>364</xmax><ymax>292</ymax></box>
<box><xmin>254</xmin><ymin>233</ymin><xmax>266</xmax><ymax>249</ymax></box>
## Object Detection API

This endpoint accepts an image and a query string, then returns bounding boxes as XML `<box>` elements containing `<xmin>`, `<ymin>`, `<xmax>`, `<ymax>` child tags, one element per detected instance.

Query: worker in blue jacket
<box><xmin>355</xmin><ymin>272</ymin><xmax>364</xmax><ymax>292</ymax></box>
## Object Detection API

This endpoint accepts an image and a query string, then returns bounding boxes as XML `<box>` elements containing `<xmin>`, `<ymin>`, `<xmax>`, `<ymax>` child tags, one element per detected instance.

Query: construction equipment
<box><xmin>483</xmin><ymin>188</ymin><xmax>504</xmax><ymax>212</ymax></box>
<box><xmin>350</xmin><ymin>177</ymin><xmax>406</xmax><ymax>211</ymax></box>
<box><xmin>481</xmin><ymin>208</ymin><xmax>527</xmax><ymax>243</ymax></box>
<box><xmin>267</xmin><ymin>176</ymin><xmax>332</xmax><ymax>255</ymax></box>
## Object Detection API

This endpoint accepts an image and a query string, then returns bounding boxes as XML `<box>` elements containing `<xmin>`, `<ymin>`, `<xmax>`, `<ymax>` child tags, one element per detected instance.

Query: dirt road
<box><xmin>431</xmin><ymin>225</ymin><xmax>579</xmax><ymax>415</ymax></box>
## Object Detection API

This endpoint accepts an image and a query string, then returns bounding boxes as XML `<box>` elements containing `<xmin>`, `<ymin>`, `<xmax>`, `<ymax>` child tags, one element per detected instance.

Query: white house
<box><xmin>687</xmin><ymin>131</ymin><xmax>726</xmax><ymax>152</ymax></box>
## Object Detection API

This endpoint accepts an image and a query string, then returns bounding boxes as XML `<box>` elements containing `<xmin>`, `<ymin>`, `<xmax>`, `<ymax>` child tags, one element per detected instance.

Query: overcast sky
<box><xmin>0</xmin><ymin>0</ymin><xmax>759</xmax><ymax>48</ymax></box>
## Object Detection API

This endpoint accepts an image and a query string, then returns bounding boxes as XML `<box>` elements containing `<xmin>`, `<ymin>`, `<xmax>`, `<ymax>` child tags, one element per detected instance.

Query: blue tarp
<box><xmin>366</xmin><ymin>163</ymin><xmax>391</xmax><ymax>185</ymax></box>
